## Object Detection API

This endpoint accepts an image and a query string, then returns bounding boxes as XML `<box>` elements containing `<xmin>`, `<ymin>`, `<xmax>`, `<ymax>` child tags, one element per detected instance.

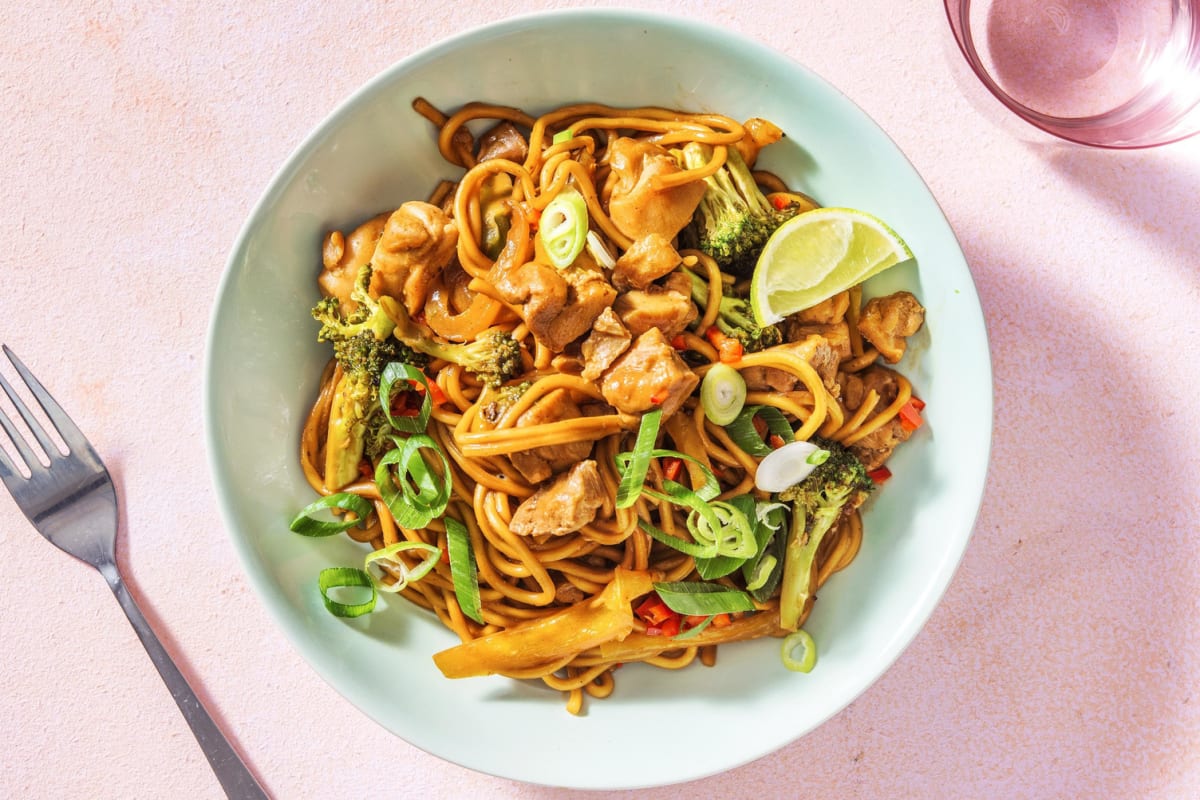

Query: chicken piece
<box><xmin>612</xmin><ymin>284</ymin><xmax>697</xmax><ymax>339</ymax></box>
<box><xmin>509</xmin><ymin>460</ymin><xmax>606</xmax><ymax>537</ymax></box>
<box><xmin>733</xmin><ymin>117</ymin><xmax>785</xmax><ymax>168</ymax></box>
<box><xmin>603</xmin><ymin>137</ymin><xmax>707</xmax><ymax>241</ymax></box>
<box><xmin>785</xmin><ymin>321</ymin><xmax>852</xmax><ymax>360</ymax></box>
<box><xmin>369</xmin><ymin>201</ymin><xmax>458</xmax><ymax>316</ymax></box>
<box><xmin>600</xmin><ymin>328</ymin><xmax>699</xmax><ymax>418</ymax></box>
<box><xmin>740</xmin><ymin>334</ymin><xmax>841</xmax><ymax>396</ymax></box>
<box><xmin>508</xmin><ymin>389</ymin><xmax>594</xmax><ymax>483</ymax></box>
<box><xmin>476</xmin><ymin>121</ymin><xmax>528</xmax><ymax>164</ymax></box>
<box><xmin>612</xmin><ymin>234</ymin><xmax>682</xmax><ymax>290</ymax></box>
<box><xmin>318</xmin><ymin>213</ymin><xmax>389</xmax><ymax>313</ymax></box>
<box><xmin>489</xmin><ymin>259</ymin><xmax>616</xmax><ymax>353</ymax></box>
<box><xmin>840</xmin><ymin>365</ymin><xmax>913</xmax><ymax>470</ymax></box>
<box><xmin>581</xmin><ymin>307</ymin><xmax>632</xmax><ymax>382</ymax></box>
<box><xmin>857</xmin><ymin>291</ymin><xmax>925</xmax><ymax>364</ymax></box>
<box><xmin>792</xmin><ymin>291</ymin><xmax>850</xmax><ymax>325</ymax></box>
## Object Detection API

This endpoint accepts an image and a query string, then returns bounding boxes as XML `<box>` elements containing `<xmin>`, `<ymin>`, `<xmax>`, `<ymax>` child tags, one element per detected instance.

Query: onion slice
<box><xmin>754</xmin><ymin>440</ymin><xmax>828</xmax><ymax>492</ymax></box>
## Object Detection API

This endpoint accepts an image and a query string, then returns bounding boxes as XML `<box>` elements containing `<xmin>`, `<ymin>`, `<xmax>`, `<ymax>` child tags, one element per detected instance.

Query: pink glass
<box><xmin>945</xmin><ymin>0</ymin><xmax>1200</xmax><ymax>148</ymax></box>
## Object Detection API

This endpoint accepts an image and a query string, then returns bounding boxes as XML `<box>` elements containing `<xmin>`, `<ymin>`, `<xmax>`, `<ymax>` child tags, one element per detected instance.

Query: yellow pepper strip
<box><xmin>432</xmin><ymin>568</ymin><xmax>656</xmax><ymax>679</ymax></box>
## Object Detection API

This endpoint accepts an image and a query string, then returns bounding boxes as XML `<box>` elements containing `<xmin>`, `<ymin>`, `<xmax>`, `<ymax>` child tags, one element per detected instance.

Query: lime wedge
<box><xmin>750</xmin><ymin>208</ymin><xmax>913</xmax><ymax>325</ymax></box>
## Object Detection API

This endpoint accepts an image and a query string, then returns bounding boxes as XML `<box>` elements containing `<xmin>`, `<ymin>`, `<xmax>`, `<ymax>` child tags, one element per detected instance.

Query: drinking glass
<box><xmin>944</xmin><ymin>0</ymin><xmax>1200</xmax><ymax>147</ymax></box>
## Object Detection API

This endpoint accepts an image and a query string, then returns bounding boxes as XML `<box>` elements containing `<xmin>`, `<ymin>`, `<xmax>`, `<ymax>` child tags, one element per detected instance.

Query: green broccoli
<box><xmin>480</xmin><ymin>380</ymin><xmax>533</xmax><ymax>424</ymax></box>
<box><xmin>776</xmin><ymin>438</ymin><xmax>874</xmax><ymax>630</ymax></box>
<box><xmin>379</xmin><ymin>295</ymin><xmax>522</xmax><ymax>389</ymax></box>
<box><xmin>310</xmin><ymin>263</ymin><xmax>424</xmax><ymax>489</ymax></box>
<box><xmin>677</xmin><ymin>141</ymin><xmax>802</xmax><ymax>277</ymax></box>
<box><xmin>684</xmin><ymin>268</ymin><xmax>782</xmax><ymax>352</ymax></box>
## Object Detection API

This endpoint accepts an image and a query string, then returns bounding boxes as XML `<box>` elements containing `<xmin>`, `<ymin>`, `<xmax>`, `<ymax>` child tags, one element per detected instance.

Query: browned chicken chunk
<box><xmin>612</xmin><ymin>233</ymin><xmax>682</xmax><ymax>290</ymax></box>
<box><xmin>508</xmin><ymin>389</ymin><xmax>594</xmax><ymax>483</ymax></box>
<box><xmin>369</xmin><ymin>201</ymin><xmax>458</xmax><ymax>316</ymax></box>
<box><xmin>319</xmin><ymin>212</ymin><xmax>389</xmax><ymax>313</ymax></box>
<box><xmin>489</xmin><ymin>260</ymin><xmax>616</xmax><ymax>353</ymax></box>
<box><xmin>603</xmin><ymin>137</ymin><xmax>706</xmax><ymax>241</ymax></box>
<box><xmin>581</xmin><ymin>308</ymin><xmax>632</xmax><ymax>382</ymax></box>
<box><xmin>600</xmin><ymin>328</ymin><xmax>699</xmax><ymax>418</ymax></box>
<box><xmin>613</xmin><ymin>284</ymin><xmax>697</xmax><ymax>339</ymax></box>
<box><xmin>509</xmin><ymin>460</ymin><xmax>606</xmax><ymax>537</ymax></box>
<box><xmin>792</xmin><ymin>291</ymin><xmax>850</xmax><ymax>325</ymax></box>
<box><xmin>857</xmin><ymin>291</ymin><xmax>925</xmax><ymax>363</ymax></box>
<box><xmin>476</xmin><ymin>121</ymin><xmax>529</xmax><ymax>164</ymax></box>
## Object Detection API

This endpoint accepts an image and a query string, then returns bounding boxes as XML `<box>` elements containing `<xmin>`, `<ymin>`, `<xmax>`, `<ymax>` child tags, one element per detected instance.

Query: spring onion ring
<box><xmin>318</xmin><ymin>567</ymin><xmax>377</xmax><ymax>618</ymax></box>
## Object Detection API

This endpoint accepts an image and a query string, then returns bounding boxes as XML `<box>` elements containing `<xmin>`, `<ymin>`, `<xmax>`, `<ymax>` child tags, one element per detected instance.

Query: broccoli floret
<box><xmin>685</xmin><ymin>268</ymin><xmax>783</xmax><ymax>352</ymax></box>
<box><xmin>480</xmin><ymin>380</ymin><xmax>532</xmax><ymax>424</ymax></box>
<box><xmin>381</xmin><ymin>295</ymin><xmax>522</xmax><ymax>388</ymax></box>
<box><xmin>311</xmin><ymin>263</ymin><xmax>425</xmax><ymax>489</ymax></box>
<box><xmin>776</xmin><ymin>438</ymin><xmax>873</xmax><ymax>630</ymax></box>
<box><xmin>678</xmin><ymin>142</ymin><xmax>801</xmax><ymax>277</ymax></box>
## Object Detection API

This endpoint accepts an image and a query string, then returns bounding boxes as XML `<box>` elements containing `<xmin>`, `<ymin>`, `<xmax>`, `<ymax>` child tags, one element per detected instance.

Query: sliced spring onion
<box><xmin>743</xmin><ymin>502</ymin><xmax>787</xmax><ymax>601</ymax></box>
<box><xmin>585</xmin><ymin>230</ymin><xmax>616</xmax><ymax>269</ymax></box>
<box><xmin>672</xmin><ymin>614</ymin><xmax>714</xmax><ymax>641</ymax></box>
<box><xmin>318</xmin><ymin>567</ymin><xmax>377</xmax><ymax>618</ymax></box>
<box><xmin>445</xmin><ymin>516</ymin><xmax>483</xmax><ymax>624</ymax></box>
<box><xmin>700</xmin><ymin>363</ymin><xmax>747</xmax><ymax>425</ymax></box>
<box><xmin>289</xmin><ymin>492</ymin><xmax>374</xmax><ymax>537</ymax></box>
<box><xmin>695</xmin><ymin>494</ymin><xmax>758</xmax><ymax>579</ymax></box>
<box><xmin>755</xmin><ymin>439</ymin><xmax>829</xmax><ymax>493</ymax></box>
<box><xmin>551</xmin><ymin>129</ymin><xmax>574</xmax><ymax>145</ymax></box>
<box><xmin>724</xmin><ymin>405</ymin><xmax>795</xmax><ymax>456</ymax></box>
<box><xmin>638</xmin><ymin>519</ymin><xmax>719</xmax><ymax>559</ymax></box>
<box><xmin>380</xmin><ymin>362</ymin><xmax>433</xmax><ymax>433</ymax></box>
<box><xmin>653</xmin><ymin>581</ymin><xmax>756</xmax><ymax>616</ymax></box>
<box><xmin>781</xmin><ymin>629</ymin><xmax>817</xmax><ymax>673</ymax></box>
<box><xmin>686</xmin><ymin>498</ymin><xmax>757</xmax><ymax>561</ymax></box>
<box><xmin>614</xmin><ymin>408</ymin><xmax>663</xmax><ymax>508</ymax></box>
<box><xmin>538</xmin><ymin>185</ymin><xmax>588</xmax><ymax>268</ymax></box>
<box><xmin>743</xmin><ymin>554</ymin><xmax>778</xmax><ymax>592</ymax></box>
<box><xmin>807</xmin><ymin>448</ymin><xmax>831</xmax><ymax>466</ymax></box>
<box><xmin>374</xmin><ymin>434</ymin><xmax>452</xmax><ymax>529</ymax></box>
<box><xmin>363</xmin><ymin>541</ymin><xmax>441</xmax><ymax>593</ymax></box>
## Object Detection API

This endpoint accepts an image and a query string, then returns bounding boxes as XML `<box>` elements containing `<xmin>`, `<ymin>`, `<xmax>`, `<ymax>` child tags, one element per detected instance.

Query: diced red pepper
<box><xmin>769</xmin><ymin>193</ymin><xmax>791</xmax><ymax>211</ymax></box>
<box><xmin>705</xmin><ymin>326</ymin><xmax>727</xmax><ymax>348</ymax></box>
<box><xmin>635</xmin><ymin>595</ymin><xmax>674</xmax><ymax>626</ymax></box>
<box><xmin>656</xmin><ymin>615</ymin><xmax>681</xmax><ymax>637</ymax></box>
<box><xmin>867</xmin><ymin>466</ymin><xmax>893</xmax><ymax>485</ymax></box>
<box><xmin>670</xmin><ymin>333</ymin><xmax>688</xmax><ymax>350</ymax></box>
<box><xmin>662</xmin><ymin>456</ymin><xmax>684</xmax><ymax>483</ymax></box>
<box><xmin>683</xmin><ymin>614</ymin><xmax>709</xmax><ymax>629</ymax></box>
<box><xmin>768</xmin><ymin>433</ymin><xmax>786</xmax><ymax>450</ymax></box>
<box><xmin>649</xmin><ymin>387</ymin><xmax>670</xmax><ymax>405</ymax></box>
<box><xmin>718</xmin><ymin>338</ymin><xmax>743</xmax><ymax>364</ymax></box>
<box><xmin>711</xmin><ymin>613</ymin><xmax>732</xmax><ymax>629</ymax></box>
<box><xmin>908</xmin><ymin>396</ymin><xmax>926</xmax><ymax>410</ymax></box>
<box><xmin>751</xmin><ymin>414</ymin><xmax>768</xmax><ymax>439</ymax></box>
<box><xmin>898</xmin><ymin>397</ymin><xmax>924</xmax><ymax>432</ymax></box>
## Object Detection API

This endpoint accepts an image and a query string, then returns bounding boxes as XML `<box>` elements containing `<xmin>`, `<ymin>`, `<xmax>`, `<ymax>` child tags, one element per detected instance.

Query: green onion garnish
<box><xmin>723</xmin><ymin>405</ymin><xmax>795</xmax><ymax>456</ymax></box>
<box><xmin>653</xmin><ymin>581</ymin><xmax>756</xmax><ymax>616</ymax></box>
<box><xmin>672</xmin><ymin>615</ymin><xmax>715</xmax><ymax>641</ymax></box>
<box><xmin>445</xmin><ymin>516</ymin><xmax>483</xmax><ymax>624</ymax></box>
<box><xmin>380</xmin><ymin>362</ymin><xmax>433</xmax><ymax>433</ymax></box>
<box><xmin>781</xmin><ymin>629</ymin><xmax>817</xmax><ymax>673</ymax></box>
<box><xmin>318</xmin><ymin>567</ymin><xmax>377</xmax><ymax>618</ymax></box>
<box><xmin>694</xmin><ymin>494</ymin><xmax>758</xmax><ymax>580</ymax></box>
<box><xmin>363</xmin><ymin>541</ymin><xmax>441</xmax><ymax>593</ymax></box>
<box><xmin>551</xmin><ymin>129</ymin><xmax>574</xmax><ymax>145</ymax></box>
<box><xmin>374</xmin><ymin>434</ymin><xmax>452</xmax><ymax>529</ymax></box>
<box><xmin>806</xmin><ymin>448</ymin><xmax>831</xmax><ymax>466</ymax></box>
<box><xmin>538</xmin><ymin>185</ymin><xmax>588</xmax><ymax>268</ymax></box>
<box><xmin>700</xmin><ymin>363</ymin><xmax>747</xmax><ymax>425</ymax></box>
<box><xmin>615</xmin><ymin>408</ymin><xmax>663</xmax><ymax>508</ymax></box>
<box><xmin>289</xmin><ymin>492</ymin><xmax>374</xmax><ymax>537</ymax></box>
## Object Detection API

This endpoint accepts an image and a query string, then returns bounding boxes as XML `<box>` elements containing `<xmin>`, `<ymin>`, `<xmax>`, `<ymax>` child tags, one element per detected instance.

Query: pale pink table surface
<box><xmin>3</xmin><ymin>2</ymin><xmax>1199</xmax><ymax>798</ymax></box>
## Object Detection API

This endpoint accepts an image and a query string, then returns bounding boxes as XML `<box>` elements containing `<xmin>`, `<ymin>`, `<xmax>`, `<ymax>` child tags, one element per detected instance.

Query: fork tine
<box><xmin>0</xmin><ymin>348</ymin><xmax>63</xmax><ymax>462</ymax></box>
<box><xmin>0</xmin><ymin>374</ymin><xmax>43</xmax><ymax>473</ymax></box>
<box><xmin>0</xmin><ymin>424</ymin><xmax>20</xmax><ymax>485</ymax></box>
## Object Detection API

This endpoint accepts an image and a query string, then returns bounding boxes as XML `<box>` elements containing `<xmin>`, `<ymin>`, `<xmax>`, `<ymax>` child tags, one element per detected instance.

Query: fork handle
<box><xmin>102</xmin><ymin>566</ymin><xmax>270</xmax><ymax>800</ymax></box>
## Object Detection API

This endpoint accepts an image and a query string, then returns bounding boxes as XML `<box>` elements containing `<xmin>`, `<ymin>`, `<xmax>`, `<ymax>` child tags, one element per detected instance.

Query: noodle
<box><xmin>298</xmin><ymin>99</ymin><xmax>925</xmax><ymax>714</ymax></box>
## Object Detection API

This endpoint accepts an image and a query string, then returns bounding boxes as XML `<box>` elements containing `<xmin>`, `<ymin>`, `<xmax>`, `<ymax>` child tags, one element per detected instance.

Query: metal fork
<box><xmin>0</xmin><ymin>345</ymin><xmax>269</xmax><ymax>800</ymax></box>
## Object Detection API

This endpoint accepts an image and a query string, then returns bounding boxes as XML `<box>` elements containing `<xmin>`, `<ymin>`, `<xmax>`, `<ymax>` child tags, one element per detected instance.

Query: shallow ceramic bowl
<box><xmin>205</xmin><ymin>8</ymin><xmax>992</xmax><ymax>789</ymax></box>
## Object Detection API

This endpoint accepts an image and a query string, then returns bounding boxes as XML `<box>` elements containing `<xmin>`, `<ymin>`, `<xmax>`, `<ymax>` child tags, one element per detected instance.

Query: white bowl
<box><xmin>205</xmin><ymin>8</ymin><xmax>992</xmax><ymax>789</ymax></box>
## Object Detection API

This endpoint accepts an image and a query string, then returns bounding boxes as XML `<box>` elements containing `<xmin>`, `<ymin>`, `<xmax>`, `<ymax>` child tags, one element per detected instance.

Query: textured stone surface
<box><xmin>2</xmin><ymin>1</ymin><xmax>1199</xmax><ymax>798</ymax></box>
